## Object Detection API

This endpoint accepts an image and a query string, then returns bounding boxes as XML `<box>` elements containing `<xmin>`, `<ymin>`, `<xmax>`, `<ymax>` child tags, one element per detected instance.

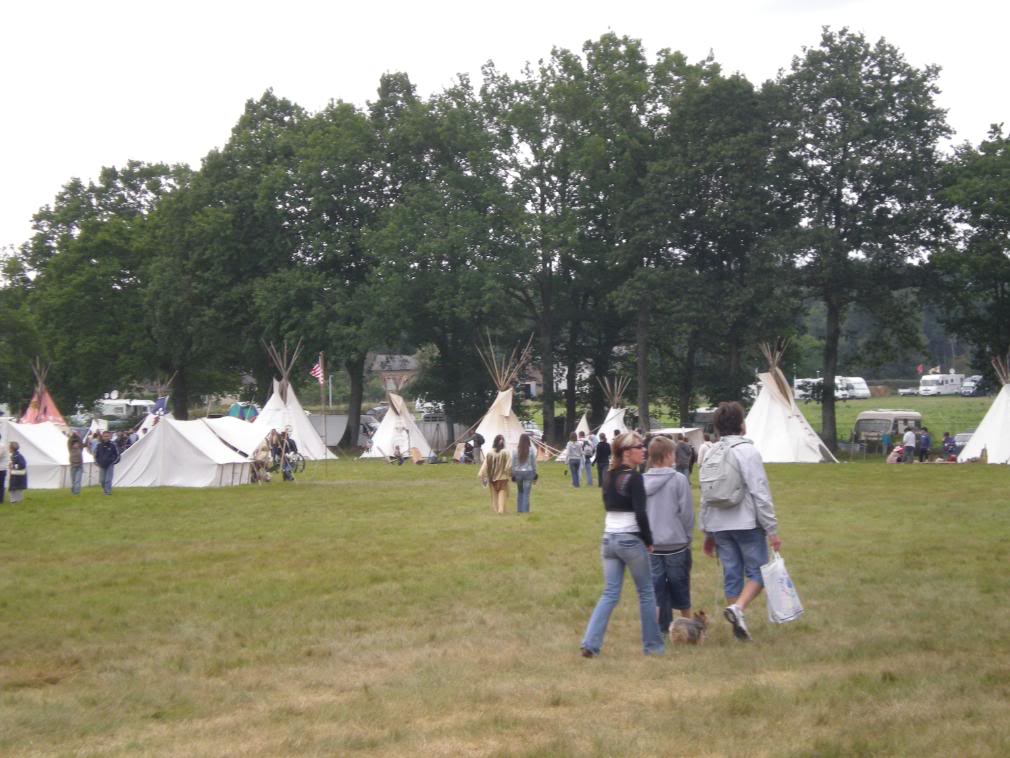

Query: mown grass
<box><xmin>799</xmin><ymin>395</ymin><xmax>992</xmax><ymax>443</ymax></box>
<box><xmin>2</xmin><ymin>459</ymin><xmax>1010</xmax><ymax>756</ymax></box>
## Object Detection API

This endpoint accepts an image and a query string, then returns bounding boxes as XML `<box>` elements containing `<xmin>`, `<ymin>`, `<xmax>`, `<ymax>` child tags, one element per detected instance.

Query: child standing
<box><xmin>643</xmin><ymin>436</ymin><xmax>695</xmax><ymax>635</ymax></box>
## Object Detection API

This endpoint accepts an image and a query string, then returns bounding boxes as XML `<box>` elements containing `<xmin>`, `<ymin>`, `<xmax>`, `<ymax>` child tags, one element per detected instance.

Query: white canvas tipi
<box><xmin>745</xmin><ymin>342</ymin><xmax>837</xmax><ymax>463</ymax></box>
<box><xmin>361</xmin><ymin>392</ymin><xmax>433</xmax><ymax>459</ymax></box>
<box><xmin>555</xmin><ymin>412</ymin><xmax>593</xmax><ymax>461</ymax></box>
<box><xmin>253</xmin><ymin>341</ymin><xmax>336</xmax><ymax>461</ymax></box>
<box><xmin>598</xmin><ymin>375</ymin><xmax>631</xmax><ymax>439</ymax></box>
<box><xmin>465</xmin><ymin>334</ymin><xmax>535</xmax><ymax>456</ymax></box>
<box><xmin>958</xmin><ymin>358</ymin><xmax>1010</xmax><ymax>463</ymax></box>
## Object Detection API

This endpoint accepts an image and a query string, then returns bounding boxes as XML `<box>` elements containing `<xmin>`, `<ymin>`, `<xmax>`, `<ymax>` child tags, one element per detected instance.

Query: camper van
<box><xmin>852</xmin><ymin>409</ymin><xmax>922</xmax><ymax>446</ymax></box>
<box><xmin>792</xmin><ymin>377</ymin><xmax>851</xmax><ymax>400</ymax></box>
<box><xmin>844</xmin><ymin>377</ymin><xmax>871</xmax><ymax>399</ymax></box>
<box><xmin>917</xmin><ymin>373</ymin><xmax>964</xmax><ymax>396</ymax></box>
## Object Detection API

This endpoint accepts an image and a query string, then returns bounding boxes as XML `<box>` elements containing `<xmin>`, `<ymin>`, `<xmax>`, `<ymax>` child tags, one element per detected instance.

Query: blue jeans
<box><xmin>582</xmin><ymin>457</ymin><xmax>593</xmax><ymax>486</ymax></box>
<box><xmin>516</xmin><ymin>479</ymin><xmax>532</xmax><ymax>512</ymax></box>
<box><xmin>70</xmin><ymin>465</ymin><xmax>83</xmax><ymax>495</ymax></box>
<box><xmin>568</xmin><ymin>460</ymin><xmax>581</xmax><ymax>487</ymax></box>
<box><xmin>99</xmin><ymin>465</ymin><xmax>114</xmax><ymax>495</ymax></box>
<box><xmin>581</xmin><ymin>533</ymin><xmax>666</xmax><ymax>656</ymax></box>
<box><xmin>713</xmin><ymin>529</ymin><xmax>769</xmax><ymax>599</ymax></box>
<box><xmin>651</xmin><ymin>548</ymin><xmax>693</xmax><ymax>633</ymax></box>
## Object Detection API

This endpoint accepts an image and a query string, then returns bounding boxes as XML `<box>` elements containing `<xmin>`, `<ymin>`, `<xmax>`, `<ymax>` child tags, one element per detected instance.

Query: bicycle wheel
<box><xmin>291</xmin><ymin>452</ymin><xmax>307</xmax><ymax>474</ymax></box>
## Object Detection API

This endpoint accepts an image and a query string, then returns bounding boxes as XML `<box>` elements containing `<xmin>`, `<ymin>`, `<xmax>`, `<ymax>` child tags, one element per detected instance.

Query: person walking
<box><xmin>644</xmin><ymin>435</ymin><xmax>695</xmax><ymax>635</ymax></box>
<box><xmin>594</xmin><ymin>432</ymin><xmax>611</xmax><ymax>488</ymax></box>
<box><xmin>478</xmin><ymin>434</ymin><xmax>512</xmax><ymax>514</ymax></box>
<box><xmin>580</xmin><ymin>431</ymin><xmax>665</xmax><ymax>658</ymax></box>
<box><xmin>674</xmin><ymin>434</ymin><xmax>695</xmax><ymax>480</ymax></box>
<box><xmin>94</xmin><ymin>431</ymin><xmax>121</xmax><ymax>495</ymax></box>
<box><xmin>579</xmin><ymin>431</ymin><xmax>595</xmax><ymax>486</ymax></box>
<box><xmin>7</xmin><ymin>441</ymin><xmax>28</xmax><ymax>504</ymax></box>
<box><xmin>511</xmin><ymin>433</ymin><xmax>538</xmax><ymax>513</ymax></box>
<box><xmin>697</xmin><ymin>433</ymin><xmax>714</xmax><ymax>469</ymax></box>
<box><xmin>565</xmin><ymin>432</ymin><xmax>583</xmax><ymax>487</ymax></box>
<box><xmin>67</xmin><ymin>431</ymin><xmax>85</xmax><ymax>495</ymax></box>
<box><xmin>0</xmin><ymin>435</ymin><xmax>7</xmax><ymax>503</ymax></box>
<box><xmin>700</xmin><ymin>401</ymin><xmax>782</xmax><ymax>642</ymax></box>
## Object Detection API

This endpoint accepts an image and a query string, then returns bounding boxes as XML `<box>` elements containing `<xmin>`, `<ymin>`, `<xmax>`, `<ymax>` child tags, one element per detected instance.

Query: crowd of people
<box><xmin>884</xmin><ymin>425</ymin><xmax>958</xmax><ymax>463</ymax></box>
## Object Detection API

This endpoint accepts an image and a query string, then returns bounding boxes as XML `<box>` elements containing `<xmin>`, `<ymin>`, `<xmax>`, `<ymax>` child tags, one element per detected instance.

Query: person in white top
<box><xmin>697</xmin><ymin>433</ymin><xmax>714</xmax><ymax>468</ymax></box>
<box><xmin>902</xmin><ymin>427</ymin><xmax>917</xmax><ymax>464</ymax></box>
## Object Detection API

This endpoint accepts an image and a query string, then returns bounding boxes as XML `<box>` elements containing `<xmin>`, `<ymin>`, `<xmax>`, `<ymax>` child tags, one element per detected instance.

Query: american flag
<box><xmin>310</xmin><ymin>356</ymin><xmax>325</xmax><ymax>385</ymax></box>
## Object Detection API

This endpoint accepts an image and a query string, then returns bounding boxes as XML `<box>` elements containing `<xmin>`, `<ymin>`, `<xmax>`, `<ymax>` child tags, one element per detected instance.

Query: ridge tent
<box><xmin>361</xmin><ymin>392</ymin><xmax>433</xmax><ymax>459</ymax></box>
<box><xmin>203</xmin><ymin>416</ymin><xmax>271</xmax><ymax>457</ymax></box>
<box><xmin>112</xmin><ymin>417</ymin><xmax>250</xmax><ymax>487</ymax></box>
<box><xmin>0</xmin><ymin>420</ymin><xmax>96</xmax><ymax>488</ymax></box>
<box><xmin>745</xmin><ymin>341</ymin><xmax>837</xmax><ymax>463</ymax></box>
<box><xmin>958</xmin><ymin>357</ymin><xmax>1010</xmax><ymax>464</ymax></box>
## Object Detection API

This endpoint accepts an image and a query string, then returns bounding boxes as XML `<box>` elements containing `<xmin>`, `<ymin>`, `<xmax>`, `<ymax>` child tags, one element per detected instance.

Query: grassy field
<box><xmin>798</xmin><ymin>395</ymin><xmax>993</xmax><ymax>443</ymax></box>
<box><xmin>2</xmin><ymin>459</ymin><xmax>1010</xmax><ymax>756</ymax></box>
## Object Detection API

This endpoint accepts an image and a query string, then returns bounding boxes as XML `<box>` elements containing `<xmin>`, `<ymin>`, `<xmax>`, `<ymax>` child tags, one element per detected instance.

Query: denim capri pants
<box><xmin>713</xmin><ymin>528</ymin><xmax>769</xmax><ymax>599</ymax></box>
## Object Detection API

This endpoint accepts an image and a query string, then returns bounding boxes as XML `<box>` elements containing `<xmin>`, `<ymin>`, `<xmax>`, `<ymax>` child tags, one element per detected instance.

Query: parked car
<box><xmin>960</xmin><ymin>375</ymin><xmax>983</xmax><ymax>396</ymax></box>
<box><xmin>954</xmin><ymin>430</ymin><xmax>974</xmax><ymax>453</ymax></box>
<box><xmin>897</xmin><ymin>387</ymin><xmax>918</xmax><ymax>396</ymax></box>
<box><xmin>521</xmin><ymin>420</ymin><xmax>543</xmax><ymax>438</ymax></box>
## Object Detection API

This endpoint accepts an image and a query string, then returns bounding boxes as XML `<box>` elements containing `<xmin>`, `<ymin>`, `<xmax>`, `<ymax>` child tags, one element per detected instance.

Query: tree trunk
<box><xmin>172</xmin><ymin>369</ymin><xmax>189</xmax><ymax>420</ymax></box>
<box><xmin>344</xmin><ymin>354</ymin><xmax>366</xmax><ymax>448</ymax></box>
<box><xmin>539</xmin><ymin>320</ymin><xmax>556</xmax><ymax>446</ymax></box>
<box><xmin>590</xmin><ymin>355</ymin><xmax>609</xmax><ymax>430</ymax></box>
<box><xmin>821</xmin><ymin>297</ymin><xmax>842</xmax><ymax>452</ymax></box>
<box><xmin>678</xmin><ymin>333</ymin><xmax>698</xmax><ymax>425</ymax></box>
<box><xmin>565</xmin><ymin>350</ymin><xmax>577</xmax><ymax>437</ymax></box>
<box><xmin>636</xmin><ymin>301</ymin><xmax>650</xmax><ymax>430</ymax></box>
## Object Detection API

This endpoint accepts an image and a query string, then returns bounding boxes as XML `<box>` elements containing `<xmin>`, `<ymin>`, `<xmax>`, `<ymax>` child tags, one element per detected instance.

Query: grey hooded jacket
<box><xmin>642</xmin><ymin>466</ymin><xmax>694</xmax><ymax>552</ymax></box>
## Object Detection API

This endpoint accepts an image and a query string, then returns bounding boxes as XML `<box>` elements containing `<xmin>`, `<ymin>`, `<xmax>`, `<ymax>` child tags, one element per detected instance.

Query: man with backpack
<box><xmin>698</xmin><ymin>401</ymin><xmax>782</xmax><ymax>642</ymax></box>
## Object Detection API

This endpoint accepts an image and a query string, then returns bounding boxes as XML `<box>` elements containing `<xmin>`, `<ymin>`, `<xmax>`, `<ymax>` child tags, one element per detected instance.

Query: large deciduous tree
<box><xmin>769</xmin><ymin>27</ymin><xmax>949</xmax><ymax>448</ymax></box>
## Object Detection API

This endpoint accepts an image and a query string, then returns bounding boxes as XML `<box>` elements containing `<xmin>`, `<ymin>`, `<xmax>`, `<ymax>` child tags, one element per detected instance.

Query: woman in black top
<box><xmin>580</xmin><ymin>431</ymin><xmax>665</xmax><ymax>657</ymax></box>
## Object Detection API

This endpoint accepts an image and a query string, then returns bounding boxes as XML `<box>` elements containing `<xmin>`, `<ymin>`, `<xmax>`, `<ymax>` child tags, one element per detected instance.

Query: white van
<box><xmin>918</xmin><ymin>373</ymin><xmax>964</xmax><ymax>396</ymax></box>
<box><xmin>852</xmin><ymin>409</ymin><xmax>922</xmax><ymax>445</ymax></box>
<box><xmin>845</xmin><ymin>377</ymin><xmax>871</xmax><ymax>399</ymax></box>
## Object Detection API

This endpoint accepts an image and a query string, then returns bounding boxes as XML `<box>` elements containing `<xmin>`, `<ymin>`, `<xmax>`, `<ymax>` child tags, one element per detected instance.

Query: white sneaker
<box><xmin>724</xmin><ymin>604</ymin><xmax>752</xmax><ymax>642</ymax></box>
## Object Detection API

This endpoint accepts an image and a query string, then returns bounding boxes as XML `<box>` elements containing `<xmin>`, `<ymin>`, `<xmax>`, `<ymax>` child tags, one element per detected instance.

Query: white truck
<box><xmin>917</xmin><ymin>373</ymin><xmax>964</xmax><ymax>396</ymax></box>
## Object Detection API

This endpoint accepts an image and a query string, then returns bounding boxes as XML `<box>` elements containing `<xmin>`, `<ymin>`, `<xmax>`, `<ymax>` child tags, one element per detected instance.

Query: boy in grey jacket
<box><xmin>644</xmin><ymin>435</ymin><xmax>695</xmax><ymax>634</ymax></box>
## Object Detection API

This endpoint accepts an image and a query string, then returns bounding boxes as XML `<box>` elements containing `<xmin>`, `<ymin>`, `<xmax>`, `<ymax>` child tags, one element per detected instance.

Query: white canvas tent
<box><xmin>0</xmin><ymin>420</ymin><xmax>96</xmax><ymax>489</ymax></box>
<box><xmin>361</xmin><ymin>392</ymin><xmax>433</xmax><ymax>459</ymax></box>
<box><xmin>253</xmin><ymin>380</ymin><xmax>336</xmax><ymax>460</ymax></box>
<box><xmin>113</xmin><ymin>417</ymin><xmax>250</xmax><ymax>487</ymax></box>
<box><xmin>651</xmin><ymin>427</ymin><xmax>704</xmax><ymax>449</ymax></box>
<box><xmin>554</xmin><ymin>412</ymin><xmax>593</xmax><ymax>461</ymax></box>
<box><xmin>203</xmin><ymin>416</ymin><xmax>270</xmax><ymax>457</ymax></box>
<box><xmin>599</xmin><ymin>375</ymin><xmax>631</xmax><ymax>440</ymax></box>
<box><xmin>958</xmin><ymin>358</ymin><xmax>1010</xmax><ymax>463</ymax></box>
<box><xmin>745</xmin><ymin>342</ymin><xmax>837</xmax><ymax>463</ymax></box>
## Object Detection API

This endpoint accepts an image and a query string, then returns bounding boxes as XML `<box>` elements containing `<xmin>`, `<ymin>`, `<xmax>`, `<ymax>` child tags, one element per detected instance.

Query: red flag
<box><xmin>915</xmin><ymin>363</ymin><xmax>924</xmax><ymax>375</ymax></box>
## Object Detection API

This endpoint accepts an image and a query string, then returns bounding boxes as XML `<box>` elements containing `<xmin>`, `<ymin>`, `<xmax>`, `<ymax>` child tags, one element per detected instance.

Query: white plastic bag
<box><xmin>760</xmin><ymin>551</ymin><xmax>804</xmax><ymax>624</ymax></box>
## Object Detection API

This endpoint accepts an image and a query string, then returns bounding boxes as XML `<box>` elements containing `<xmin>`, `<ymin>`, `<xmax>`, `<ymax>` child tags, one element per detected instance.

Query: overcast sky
<box><xmin>2</xmin><ymin>0</ymin><xmax>1004</xmax><ymax>251</ymax></box>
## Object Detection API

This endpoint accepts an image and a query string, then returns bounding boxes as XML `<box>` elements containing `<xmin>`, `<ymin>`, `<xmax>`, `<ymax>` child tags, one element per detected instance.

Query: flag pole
<box><xmin>320</xmin><ymin>351</ymin><xmax>328</xmax><ymax>480</ymax></box>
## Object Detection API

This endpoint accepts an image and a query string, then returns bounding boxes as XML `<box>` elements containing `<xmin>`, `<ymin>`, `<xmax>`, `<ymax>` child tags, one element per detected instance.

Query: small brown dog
<box><xmin>670</xmin><ymin>610</ymin><xmax>708</xmax><ymax>645</ymax></box>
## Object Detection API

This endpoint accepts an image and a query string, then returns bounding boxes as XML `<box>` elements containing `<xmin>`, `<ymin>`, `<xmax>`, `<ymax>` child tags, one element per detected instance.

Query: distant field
<box><xmin>2</xmin><ymin>460</ymin><xmax>1010</xmax><ymax>755</ymax></box>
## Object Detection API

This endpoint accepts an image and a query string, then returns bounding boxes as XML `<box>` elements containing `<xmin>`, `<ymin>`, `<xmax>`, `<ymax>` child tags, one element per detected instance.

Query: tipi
<box><xmin>469</xmin><ymin>335</ymin><xmax>534</xmax><ymax>456</ymax></box>
<box><xmin>745</xmin><ymin>341</ymin><xmax>837</xmax><ymax>463</ymax></box>
<box><xmin>361</xmin><ymin>392</ymin><xmax>433</xmax><ymax>459</ymax></box>
<box><xmin>958</xmin><ymin>357</ymin><xmax>1010</xmax><ymax>464</ymax></box>
<box><xmin>598</xmin><ymin>376</ymin><xmax>631</xmax><ymax>439</ymax></box>
<box><xmin>554</xmin><ymin>411</ymin><xmax>593</xmax><ymax>461</ymax></box>
<box><xmin>20</xmin><ymin>358</ymin><xmax>67</xmax><ymax>428</ymax></box>
<box><xmin>253</xmin><ymin>341</ymin><xmax>336</xmax><ymax>460</ymax></box>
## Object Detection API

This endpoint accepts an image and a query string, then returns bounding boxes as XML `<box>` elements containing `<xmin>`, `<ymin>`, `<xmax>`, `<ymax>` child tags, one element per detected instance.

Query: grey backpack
<box><xmin>699</xmin><ymin>439</ymin><xmax>750</xmax><ymax>509</ymax></box>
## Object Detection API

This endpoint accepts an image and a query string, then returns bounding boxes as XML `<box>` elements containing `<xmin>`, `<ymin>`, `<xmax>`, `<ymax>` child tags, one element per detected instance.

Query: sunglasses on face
<box><xmin>631</xmin><ymin>444</ymin><xmax>646</xmax><ymax>450</ymax></box>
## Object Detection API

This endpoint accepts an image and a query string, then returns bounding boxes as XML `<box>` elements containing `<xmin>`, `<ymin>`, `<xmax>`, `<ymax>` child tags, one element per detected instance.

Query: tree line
<box><xmin>1</xmin><ymin>28</ymin><xmax>1008</xmax><ymax>449</ymax></box>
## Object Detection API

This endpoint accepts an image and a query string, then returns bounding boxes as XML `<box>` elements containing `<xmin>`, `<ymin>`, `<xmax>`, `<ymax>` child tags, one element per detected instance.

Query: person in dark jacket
<box><xmin>94</xmin><ymin>431</ymin><xmax>121</xmax><ymax>495</ymax></box>
<box><xmin>674</xmin><ymin>434</ymin><xmax>696</xmax><ymax>479</ymax></box>
<box><xmin>8</xmin><ymin>441</ymin><xmax>28</xmax><ymax>504</ymax></box>
<box><xmin>580</xmin><ymin>431</ymin><xmax>665</xmax><ymax>658</ymax></box>
<box><xmin>594</xmin><ymin>432</ymin><xmax>611</xmax><ymax>488</ymax></box>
